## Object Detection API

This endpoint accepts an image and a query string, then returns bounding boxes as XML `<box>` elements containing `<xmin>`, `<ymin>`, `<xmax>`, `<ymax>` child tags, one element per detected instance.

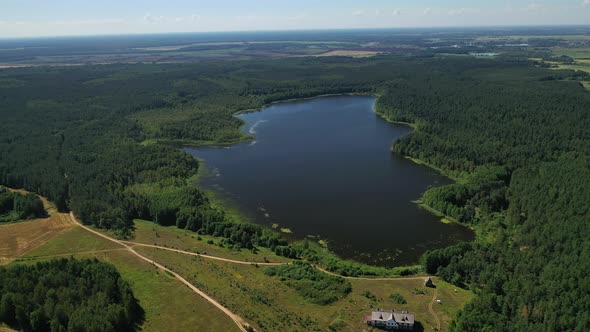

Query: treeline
<box><xmin>0</xmin><ymin>188</ymin><xmax>45</xmax><ymax>222</ymax></box>
<box><xmin>421</xmin><ymin>165</ymin><xmax>510</xmax><ymax>223</ymax></box>
<box><xmin>0</xmin><ymin>58</ymin><xmax>381</xmax><ymax>234</ymax></box>
<box><xmin>372</xmin><ymin>57</ymin><xmax>590</xmax><ymax>329</ymax></box>
<box><xmin>432</xmin><ymin>159</ymin><xmax>590</xmax><ymax>331</ymax></box>
<box><xmin>0</xmin><ymin>258</ymin><xmax>143</xmax><ymax>331</ymax></box>
<box><xmin>4</xmin><ymin>52</ymin><xmax>590</xmax><ymax>330</ymax></box>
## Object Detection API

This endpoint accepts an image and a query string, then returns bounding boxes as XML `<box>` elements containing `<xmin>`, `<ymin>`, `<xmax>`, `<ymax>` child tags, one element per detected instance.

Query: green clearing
<box><xmin>15</xmin><ymin>226</ymin><xmax>240</xmax><ymax>332</ymax></box>
<box><xmin>551</xmin><ymin>47</ymin><xmax>590</xmax><ymax>59</ymax></box>
<box><xmin>549</xmin><ymin>59</ymin><xmax>590</xmax><ymax>72</ymax></box>
<box><xmin>131</xmin><ymin>219</ymin><xmax>291</xmax><ymax>263</ymax></box>
<box><xmin>352</xmin><ymin>278</ymin><xmax>473</xmax><ymax>331</ymax></box>
<box><xmin>22</xmin><ymin>226</ymin><xmax>120</xmax><ymax>258</ymax></box>
<box><xmin>136</xmin><ymin>246</ymin><xmax>472</xmax><ymax>331</ymax></box>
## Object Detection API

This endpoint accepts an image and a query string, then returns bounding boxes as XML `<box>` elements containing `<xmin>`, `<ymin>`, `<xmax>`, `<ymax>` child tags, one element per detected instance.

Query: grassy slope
<box><xmin>136</xmin><ymin>246</ymin><xmax>471</xmax><ymax>331</ymax></box>
<box><xmin>132</xmin><ymin>219</ymin><xmax>290</xmax><ymax>263</ymax></box>
<box><xmin>2</xmin><ymin>195</ymin><xmax>472</xmax><ymax>332</ymax></box>
<box><xmin>16</xmin><ymin>226</ymin><xmax>239</xmax><ymax>332</ymax></box>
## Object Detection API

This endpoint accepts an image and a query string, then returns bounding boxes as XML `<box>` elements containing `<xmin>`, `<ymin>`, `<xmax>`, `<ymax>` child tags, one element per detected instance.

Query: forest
<box><xmin>2</xmin><ymin>53</ymin><xmax>590</xmax><ymax>330</ymax></box>
<box><xmin>0</xmin><ymin>188</ymin><xmax>45</xmax><ymax>223</ymax></box>
<box><xmin>0</xmin><ymin>258</ymin><xmax>143</xmax><ymax>331</ymax></box>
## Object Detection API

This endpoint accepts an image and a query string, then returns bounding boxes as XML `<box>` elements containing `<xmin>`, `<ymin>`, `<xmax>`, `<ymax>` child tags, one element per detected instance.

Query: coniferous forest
<box><xmin>0</xmin><ymin>258</ymin><xmax>143</xmax><ymax>331</ymax></box>
<box><xmin>1</xmin><ymin>54</ymin><xmax>590</xmax><ymax>330</ymax></box>
<box><xmin>0</xmin><ymin>188</ymin><xmax>45</xmax><ymax>222</ymax></box>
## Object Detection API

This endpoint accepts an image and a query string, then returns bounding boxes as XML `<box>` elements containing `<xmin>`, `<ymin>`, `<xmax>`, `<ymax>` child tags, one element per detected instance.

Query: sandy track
<box><xmin>125</xmin><ymin>237</ymin><xmax>442</xmax><ymax>329</ymax></box>
<box><xmin>123</xmin><ymin>241</ymin><xmax>283</xmax><ymax>266</ymax></box>
<box><xmin>313</xmin><ymin>264</ymin><xmax>428</xmax><ymax>281</ymax></box>
<box><xmin>70</xmin><ymin>213</ymin><xmax>251</xmax><ymax>332</ymax></box>
<box><xmin>428</xmin><ymin>287</ymin><xmax>441</xmax><ymax>330</ymax></box>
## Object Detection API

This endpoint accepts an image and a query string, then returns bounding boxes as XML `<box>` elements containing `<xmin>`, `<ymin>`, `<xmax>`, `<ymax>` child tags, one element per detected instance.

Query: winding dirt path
<box><xmin>122</xmin><ymin>241</ymin><xmax>283</xmax><ymax>266</ymax></box>
<box><xmin>70</xmin><ymin>212</ymin><xmax>441</xmax><ymax>331</ymax></box>
<box><xmin>69</xmin><ymin>213</ymin><xmax>250</xmax><ymax>332</ymax></box>
<box><xmin>128</xmin><ymin>241</ymin><xmax>442</xmax><ymax>329</ymax></box>
<box><xmin>428</xmin><ymin>287</ymin><xmax>441</xmax><ymax>330</ymax></box>
<box><xmin>312</xmin><ymin>264</ymin><xmax>427</xmax><ymax>281</ymax></box>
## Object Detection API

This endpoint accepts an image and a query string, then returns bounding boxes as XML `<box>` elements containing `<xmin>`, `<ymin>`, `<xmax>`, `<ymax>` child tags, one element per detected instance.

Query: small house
<box><xmin>365</xmin><ymin>309</ymin><xmax>414</xmax><ymax>330</ymax></box>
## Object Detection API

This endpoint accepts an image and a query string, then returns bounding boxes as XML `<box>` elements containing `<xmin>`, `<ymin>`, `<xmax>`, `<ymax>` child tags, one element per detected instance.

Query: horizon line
<box><xmin>1</xmin><ymin>24</ymin><xmax>589</xmax><ymax>41</ymax></box>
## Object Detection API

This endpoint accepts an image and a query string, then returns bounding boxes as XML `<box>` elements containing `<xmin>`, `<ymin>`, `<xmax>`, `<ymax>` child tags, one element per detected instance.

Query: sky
<box><xmin>0</xmin><ymin>0</ymin><xmax>589</xmax><ymax>38</ymax></box>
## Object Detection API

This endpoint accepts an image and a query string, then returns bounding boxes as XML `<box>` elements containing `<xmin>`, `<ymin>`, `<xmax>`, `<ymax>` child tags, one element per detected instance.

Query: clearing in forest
<box><xmin>314</xmin><ymin>50</ymin><xmax>379</xmax><ymax>57</ymax></box>
<box><xmin>0</xmin><ymin>212</ymin><xmax>75</xmax><ymax>265</ymax></box>
<box><xmin>0</xmin><ymin>187</ymin><xmax>75</xmax><ymax>265</ymax></box>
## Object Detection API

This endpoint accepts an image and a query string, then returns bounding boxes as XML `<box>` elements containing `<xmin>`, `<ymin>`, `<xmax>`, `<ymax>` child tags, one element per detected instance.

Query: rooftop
<box><xmin>368</xmin><ymin>309</ymin><xmax>415</xmax><ymax>324</ymax></box>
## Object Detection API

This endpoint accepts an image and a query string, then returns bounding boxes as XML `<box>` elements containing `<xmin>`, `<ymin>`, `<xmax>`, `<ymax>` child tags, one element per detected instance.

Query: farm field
<box><xmin>0</xmin><ymin>202</ymin><xmax>74</xmax><ymax>265</ymax></box>
<box><xmin>313</xmin><ymin>50</ymin><xmax>380</xmax><ymax>57</ymax></box>
<box><xmin>551</xmin><ymin>47</ymin><xmax>590</xmax><ymax>59</ymax></box>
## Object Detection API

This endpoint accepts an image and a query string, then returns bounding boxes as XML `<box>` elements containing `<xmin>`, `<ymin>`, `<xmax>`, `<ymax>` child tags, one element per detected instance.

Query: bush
<box><xmin>390</xmin><ymin>293</ymin><xmax>407</xmax><ymax>304</ymax></box>
<box><xmin>264</xmin><ymin>262</ymin><xmax>351</xmax><ymax>305</ymax></box>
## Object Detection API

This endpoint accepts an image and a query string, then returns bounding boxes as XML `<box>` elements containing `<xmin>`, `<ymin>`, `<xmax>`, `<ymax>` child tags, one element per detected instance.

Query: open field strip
<box><xmin>0</xmin><ymin>211</ymin><xmax>75</xmax><ymax>265</ymax></box>
<box><xmin>69</xmin><ymin>213</ymin><xmax>251</xmax><ymax>332</ymax></box>
<box><xmin>18</xmin><ymin>225</ymin><xmax>239</xmax><ymax>332</ymax></box>
<box><xmin>1</xmin><ymin>188</ymin><xmax>472</xmax><ymax>330</ymax></box>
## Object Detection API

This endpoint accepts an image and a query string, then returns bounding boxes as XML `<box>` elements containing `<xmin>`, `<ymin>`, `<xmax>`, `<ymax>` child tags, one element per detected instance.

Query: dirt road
<box><xmin>123</xmin><ymin>241</ymin><xmax>283</xmax><ymax>266</ymax></box>
<box><xmin>69</xmin><ymin>213</ymin><xmax>251</xmax><ymax>332</ymax></box>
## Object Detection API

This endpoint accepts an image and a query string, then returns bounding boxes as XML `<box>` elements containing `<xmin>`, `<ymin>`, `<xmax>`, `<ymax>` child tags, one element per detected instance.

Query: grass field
<box><xmin>552</xmin><ymin>59</ymin><xmax>590</xmax><ymax>72</ymax></box>
<box><xmin>314</xmin><ymin>50</ymin><xmax>380</xmax><ymax>58</ymax></box>
<box><xmin>131</xmin><ymin>219</ymin><xmax>291</xmax><ymax>263</ymax></box>
<box><xmin>551</xmin><ymin>47</ymin><xmax>590</xmax><ymax>59</ymax></box>
<box><xmin>136</xmin><ymin>246</ymin><xmax>472</xmax><ymax>331</ymax></box>
<box><xmin>0</xmin><ymin>212</ymin><xmax>74</xmax><ymax>265</ymax></box>
<box><xmin>15</xmin><ymin>225</ymin><xmax>240</xmax><ymax>332</ymax></box>
<box><xmin>2</xmin><ymin>190</ymin><xmax>472</xmax><ymax>331</ymax></box>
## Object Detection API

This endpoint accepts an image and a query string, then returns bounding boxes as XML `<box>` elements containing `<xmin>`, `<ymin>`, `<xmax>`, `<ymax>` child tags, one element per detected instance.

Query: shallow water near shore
<box><xmin>186</xmin><ymin>95</ymin><xmax>474</xmax><ymax>267</ymax></box>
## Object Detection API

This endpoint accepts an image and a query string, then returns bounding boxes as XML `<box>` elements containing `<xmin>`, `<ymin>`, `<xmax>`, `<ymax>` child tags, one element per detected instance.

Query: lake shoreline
<box><xmin>185</xmin><ymin>94</ymin><xmax>474</xmax><ymax>268</ymax></box>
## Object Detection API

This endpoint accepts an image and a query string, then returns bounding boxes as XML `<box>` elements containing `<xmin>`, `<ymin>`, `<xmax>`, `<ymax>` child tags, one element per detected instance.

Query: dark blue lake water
<box><xmin>185</xmin><ymin>96</ymin><xmax>473</xmax><ymax>266</ymax></box>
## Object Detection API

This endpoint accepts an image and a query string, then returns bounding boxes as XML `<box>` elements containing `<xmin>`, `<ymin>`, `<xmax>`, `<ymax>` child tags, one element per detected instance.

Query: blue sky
<box><xmin>1</xmin><ymin>0</ymin><xmax>589</xmax><ymax>37</ymax></box>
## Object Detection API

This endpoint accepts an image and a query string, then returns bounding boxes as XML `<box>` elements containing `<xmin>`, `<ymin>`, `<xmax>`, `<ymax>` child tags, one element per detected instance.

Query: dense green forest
<box><xmin>0</xmin><ymin>258</ymin><xmax>143</xmax><ymax>331</ymax></box>
<box><xmin>374</xmin><ymin>58</ymin><xmax>590</xmax><ymax>330</ymax></box>
<box><xmin>2</xmin><ymin>54</ymin><xmax>590</xmax><ymax>330</ymax></box>
<box><xmin>0</xmin><ymin>188</ymin><xmax>45</xmax><ymax>222</ymax></box>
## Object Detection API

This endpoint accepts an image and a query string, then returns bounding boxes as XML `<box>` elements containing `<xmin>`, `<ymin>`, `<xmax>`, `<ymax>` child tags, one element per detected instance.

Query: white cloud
<box><xmin>352</xmin><ymin>9</ymin><xmax>366</xmax><ymax>16</ymax></box>
<box><xmin>53</xmin><ymin>19</ymin><xmax>125</xmax><ymax>25</ymax></box>
<box><xmin>448</xmin><ymin>8</ymin><xmax>482</xmax><ymax>16</ymax></box>
<box><xmin>392</xmin><ymin>10</ymin><xmax>402</xmax><ymax>16</ymax></box>
<box><xmin>142</xmin><ymin>13</ymin><xmax>165</xmax><ymax>23</ymax></box>
<box><xmin>524</xmin><ymin>2</ymin><xmax>545</xmax><ymax>12</ymax></box>
<box><xmin>423</xmin><ymin>7</ymin><xmax>432</xmax><ymax>15</ymax></box>
<box><xmin>142</xmin><ymin>13</ymin><xmax>194</xmax><ymax>24</ymax></box>
<box><xmin>583</xmin><ymin>0</ymin><xmax>590</xmax><ymax>7</ymax></box>
<box><xmin>286</xmin><ymin>14</ymin><xmax>309</xmax><ymax>21</ymax></box>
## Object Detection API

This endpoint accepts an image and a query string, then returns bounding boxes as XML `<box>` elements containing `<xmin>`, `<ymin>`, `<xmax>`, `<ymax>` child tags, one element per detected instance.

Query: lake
<box><xmin>185</xmin><ymin>96</ymin><xmax>474</xmax><ymax>266</ymax></box>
